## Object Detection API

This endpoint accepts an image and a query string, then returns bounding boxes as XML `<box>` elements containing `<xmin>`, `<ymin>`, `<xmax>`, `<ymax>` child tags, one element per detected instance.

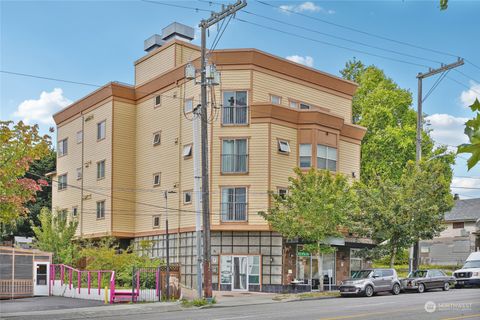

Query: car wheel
<box><xmin>417</xmin><ymin>283</ymin><xmax>425</xmax><ymax>293</ymax></box>
<box><xmin>365</xmin><ymin>285</ymin><xmax>374</xmax><ymax>297</ymax></box>
<box><xmin>392</xmin><ymin>283</ymin><xmax>401</xmax><ymax>295</ymax></box>
<box><xmin>443</xmin><ymin>282</ymin><xmax>450</xmax><ymax>291</ymax></box>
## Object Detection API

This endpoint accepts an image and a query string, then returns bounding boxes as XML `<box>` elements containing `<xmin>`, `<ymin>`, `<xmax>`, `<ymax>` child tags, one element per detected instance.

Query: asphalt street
<box><xmin>121</xmin><ymin>289</ymin><xmax>480</xmax><ymax>320</ymax></box>
<box><xmin>2</xmin><ymin>288</ymin><xmax>479</xmax><ymax>320</ymax></box>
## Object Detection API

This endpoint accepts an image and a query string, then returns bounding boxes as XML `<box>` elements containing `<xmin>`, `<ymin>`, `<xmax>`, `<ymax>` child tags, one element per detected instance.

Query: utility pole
<box><xmin>164</xmin><ymin>190</ymin><xmax>176</xmax><ymax>300</ymax></box>
<box><xmin>198</xmin><ymin>0</ymin><xmax>247</xmax><ymax>299</ymax></box>
<box><xmin>410</xmin><ymin>58</ymin><xmax>464</xmax><ymax>273</ymax></box>
<box><xmin>192</xmin><ymin>105</ymin><xmax>203</xmax><ymax>298</ymax></box>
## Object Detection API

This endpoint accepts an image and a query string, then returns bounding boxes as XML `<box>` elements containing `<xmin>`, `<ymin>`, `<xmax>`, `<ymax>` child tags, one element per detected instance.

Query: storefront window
<box><xmin>248</xmin><ymin>256</ymin><xmax>260</xmax><ymax>285</ymax></box>
<box><xmin>296</xmin><ymin>246</ymin><xmax>336</xmax><ymax>290</ymax></box>
<box><xmin>350</xmin><ymin>248</ymin><xmax>363</xmax><ymax>276</ymax></box>
<box><xmin>221</xmin><ymin>255</ymin><xmax>232</xmax><ymax>284</ymax></box>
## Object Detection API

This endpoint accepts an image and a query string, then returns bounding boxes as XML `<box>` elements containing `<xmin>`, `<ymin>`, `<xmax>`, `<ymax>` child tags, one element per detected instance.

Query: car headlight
<box><xmin>473</xmin><ymin>272</ymin><xmax>479</xmax><ymax>277</ymax></box>
<box><xmin>352</xmin><ymin>280</ymin><xmax>365</xmax><ymax>285</ymax></box>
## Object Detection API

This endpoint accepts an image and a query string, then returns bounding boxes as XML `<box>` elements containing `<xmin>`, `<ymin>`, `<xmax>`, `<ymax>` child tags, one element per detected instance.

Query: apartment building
<box><xmin>51</xmin><ymin>23</ymin><xmax>369</xmax><ymax>292</ymax></box>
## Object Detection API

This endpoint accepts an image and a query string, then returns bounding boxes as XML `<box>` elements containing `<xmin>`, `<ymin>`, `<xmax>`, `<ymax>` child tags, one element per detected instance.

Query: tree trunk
<box><xmin>389</xmin><ymin>246</ymin><xmax>397</xmax><ymax>268</ymax></box>
<box><xmin>317</xmin><ymin>242</ymin><xmax>324</xmax><ymax>292</ymax></box>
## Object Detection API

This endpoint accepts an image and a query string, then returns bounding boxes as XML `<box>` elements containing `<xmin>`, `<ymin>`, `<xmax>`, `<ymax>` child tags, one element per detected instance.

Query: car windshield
<box><xmin>351</xmin><ymin>270</ymin><xmax>372</xmax><ymax>279</ymax></box>
<box><xmin>409</xmin><ymin>270</ymin><xmax>427</xmax><ymax>278</ymax></box>
<box><xmin>463</xmin><ymin>260</ymin><xmax>480</xmax><ymax>269</ymax></box>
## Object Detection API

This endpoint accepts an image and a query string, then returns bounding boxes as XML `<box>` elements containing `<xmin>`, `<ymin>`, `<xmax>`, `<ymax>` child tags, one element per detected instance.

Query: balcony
<box><xmin>222</xmin><ymin>106</ymin><xmax>248</xmax><ymax>125</ymax></box>
<box><xmin>221</xmin><ymin>154</ymin><xmax>248</xmax><ymax>173</ymax></box>
<box><xmin>221</xmin><ymin>202</ymin><xmax>247</xmax><ymax>221</ymax></box>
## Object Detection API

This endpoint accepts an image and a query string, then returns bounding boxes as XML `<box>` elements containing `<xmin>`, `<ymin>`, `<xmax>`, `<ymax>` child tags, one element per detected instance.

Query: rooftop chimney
<box><xmin>144</xmin><ymin>34</ymin><xmax>164</xmax><ymax>53</ymax></box>
<box><xmin>161</xmin><ymin>22</ymin><xmax>194</xmax><ymax>42</ymax></box>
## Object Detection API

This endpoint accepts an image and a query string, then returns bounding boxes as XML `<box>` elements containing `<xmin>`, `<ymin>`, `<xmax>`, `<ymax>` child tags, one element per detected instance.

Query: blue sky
<box><xmin>1</xmin><ymin>0</ymin><xmax>479</xmax><ymax>197</ymax></box>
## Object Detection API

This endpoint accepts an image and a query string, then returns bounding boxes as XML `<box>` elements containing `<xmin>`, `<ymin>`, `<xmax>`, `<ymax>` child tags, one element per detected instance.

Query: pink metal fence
<box><xmin>50</xmin><ymin>264</ymin><xmax>116</xmax><ymax>304</ymax></box>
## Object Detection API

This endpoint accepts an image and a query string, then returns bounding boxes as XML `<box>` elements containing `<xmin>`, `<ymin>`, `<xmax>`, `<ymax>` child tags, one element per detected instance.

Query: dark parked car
<box><xmin>339</xmin><ymin>269</ymin><xmax>401</xmax><ymax>297</ymax></box>
<box><xmin>401</xmin><ymin>269</ymin><xmax>456</xmax><ymax>293</ymax></box>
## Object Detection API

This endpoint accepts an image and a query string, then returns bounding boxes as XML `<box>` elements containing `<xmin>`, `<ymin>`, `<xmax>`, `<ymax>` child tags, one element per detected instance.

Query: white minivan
<box><xmin>453</xmin><ymin>251</ymin><xmax>480</xmax><ymax>288</ymax></box>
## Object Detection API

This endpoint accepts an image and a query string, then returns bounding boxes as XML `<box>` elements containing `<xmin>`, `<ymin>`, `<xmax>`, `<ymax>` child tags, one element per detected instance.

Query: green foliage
<box><xmin>354</xmin><ymin>161</ymin><xmax>454</xmax><ymax>267</ymax></box>
<box><xmin>79</xmin><ymin>238</ymin><xmax>164</xmax><ymax>288</ymax></box>
<box><xmin>440</xmin><ymin>0</ymin><xmax>448</xmax><ymax>10</ymax></box>
<box><xmin>32</xmin><ymin>207</ymin><xmax>78</xmax><ymax>264</ymax></box>
<box><xmin>13</xmin><ymin>148</ymin><xmax>56</xmax><ymax>237</ymax></box>
<box><xmin>339</xmin><ymin>60</ymin><xmax>453</xmax><ymax>184</ymax></box>
<box><xmin>0</xmin><ymin>121</ymin><xmax>51</xmax><ymax>224</ymax></box>
<box><xmin>181</xmin><ymin>297</ymin><xmax>216</xmax><ymax>307</ymax></box>
<box><xmin>458</xmin><ymin>98</ymin><xmax>480</xmax><ymax>170</ymax></box>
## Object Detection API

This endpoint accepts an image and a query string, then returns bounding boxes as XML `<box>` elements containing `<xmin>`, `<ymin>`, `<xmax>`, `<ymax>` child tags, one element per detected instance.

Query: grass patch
<box><xmin>298</xmin><ymin>291</ymin><xmax>340</xmax><ymax>299</ymax></box>
<box><xmin>181</xmin><ymin>297</ymin><xmax>216</xmax><ymax>308</ymax></box>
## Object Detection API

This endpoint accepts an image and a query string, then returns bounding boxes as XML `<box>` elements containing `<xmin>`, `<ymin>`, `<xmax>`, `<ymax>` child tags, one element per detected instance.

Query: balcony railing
<box><xmin>221</xmin><ymin>202</ymin><xmax>247</xmax><ymax>221</ymax></box>
<box><xmin>222</xmin><ymin>106</ymin><xmax>248</xmax><ymax>125</ymax></box>
<box><xmin>221</xmin><ymin>154</ymin><xmax>248</xmax><ymax>173</ymax></box>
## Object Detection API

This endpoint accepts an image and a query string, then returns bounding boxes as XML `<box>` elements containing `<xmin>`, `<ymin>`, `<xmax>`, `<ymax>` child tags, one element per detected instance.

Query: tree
<box><xmin>259</xmin><ymin>168</ymin><xmax>358</xmax><ymax>290</ymax></box>
<box><xmin>354</xmin><ymin>161</ymin><xmax>454</xmax><ymax>267</ymax></box>
<box><xmin>0</xmin><ymin>121</ymin><xmax>51</xmax><ymax>225</ymax></box>
<box><xmin>458</xmin><ymin>98</ymin><xmax>480</xmax><ymax>170</ymax></box>
<box><xmin>32</xmin><ymin>208</ymin><xmax>78</xmax><ymax>264</ymax></box>
<box><xmin>340</xmin><ymin>60</ymin><xmax>454</xmax><ymax>183</ymax></box>
<box><xmin>11</xmin><ymin>148</ymin><xmax>56</xmax><ymax>237</ymax></box>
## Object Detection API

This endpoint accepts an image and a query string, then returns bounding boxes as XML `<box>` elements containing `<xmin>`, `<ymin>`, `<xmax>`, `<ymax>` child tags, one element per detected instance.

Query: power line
<box><xmin>140</xmin><ymin>0</ymin><xmax>211</xmax><ymax>12</ymax></box>
<box><xmin>0</xmin><ymin>70</ymin><xmax>101</xmax><ymax>88</ymax></box>
<box><xmin>422</xmin><ymin>70</ymin><xmax>450</xmax><ymax>103</ymax></box>
<box><xmin>234</xmin><ymin>17</ymin><xmax>430</xmax><ymax>69</ymax></box>
<box><xmin>453</xmin><ymin>69</ymin><xmax>480</xmax><ymax>85</ymax></box>
<box><xmin>255</xmin><ymin>0</ymin><xmax>459</xmax><ymax>60</ymax></box>
<box><xmin>446</xmin><ymin>75</ymin><xmax>480</xmax><ymax>96</ymax></box>
<box><xmin>465</xmin><ymin>59</ymin><xmax>480</xmax><ymax>72</ymax></box>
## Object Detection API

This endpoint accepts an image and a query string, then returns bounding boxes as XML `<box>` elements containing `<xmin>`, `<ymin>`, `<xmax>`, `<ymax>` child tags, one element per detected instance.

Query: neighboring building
<box><xmin>420</xmin><ymin>198</ymin><xmax>480</xmax><ymax>266</ymax></box>
<box><xmin>50</xmin><ymin>23</ymin><xmax>368</xmax><ymax>292</ymax></box>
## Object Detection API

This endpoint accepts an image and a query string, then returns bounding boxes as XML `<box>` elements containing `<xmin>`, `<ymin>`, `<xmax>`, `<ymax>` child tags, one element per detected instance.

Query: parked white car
<box><xmin>453</xmin><ymin>251</ymin><xmax>480</xmax><ymax>288</ymax></box>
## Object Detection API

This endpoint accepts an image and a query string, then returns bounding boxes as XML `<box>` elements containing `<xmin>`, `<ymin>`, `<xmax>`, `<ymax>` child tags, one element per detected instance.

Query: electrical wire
<box><xmin>140</xmin><ymin>0</ymin><xmax>211</xmax><ymax>13</ymax></box>
<box><xmin>255</xmin><ymin>0</ymin><xmax>459</xmax><ymax>60</ymax></box>
<box><xmin>422</xmin><ymin>70</ymin><xmax>450</xmax><ymax>103</ymax></box>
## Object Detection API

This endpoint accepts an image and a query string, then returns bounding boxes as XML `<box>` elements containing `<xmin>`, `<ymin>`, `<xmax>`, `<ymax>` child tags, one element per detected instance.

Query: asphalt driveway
<box><xmin>0</xmin><ymin>296</ymin><xmax>104</xmax><ymax>314</ymax></box>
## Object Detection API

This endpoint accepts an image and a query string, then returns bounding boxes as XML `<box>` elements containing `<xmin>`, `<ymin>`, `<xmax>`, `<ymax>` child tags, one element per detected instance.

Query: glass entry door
<box><xmin>34</xmin><ymin>262</ymin><xmax>50</xmax><ymax>296</ymax></box>
<box><xmin>232</xmin><ymin>256</ymin><xmax>248</xmax><ymax>291</ymax></box>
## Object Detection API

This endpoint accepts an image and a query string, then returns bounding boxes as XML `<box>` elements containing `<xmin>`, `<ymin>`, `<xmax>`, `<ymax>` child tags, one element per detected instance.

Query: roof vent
<box><xmin>144</xmin><ymin>34</ymin><xmax>164</xmax><ymax>53</ymax></box>
<box><xmin>161</xmin><ymin>22</ymin><xmax>194</xmax><ymax>42</ymax></box>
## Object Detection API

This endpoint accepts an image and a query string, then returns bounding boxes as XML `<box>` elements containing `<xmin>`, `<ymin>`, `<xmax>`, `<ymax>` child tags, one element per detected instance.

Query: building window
<box><xmin>270</xmin><ymin>94</ymin><xmax>281</xmax><ymax>105</ymax></box>
<box><xmin>183</xmin><ymin>191</ymin><xmax>192</xmax><ymax>204</ymax></box>
<box><xmin>154</xmin><ymin>95</ymin><xmax>161</xmax><ymax>108</ymax></box>
<box><xmin>299</xmin><ymin>144</ymin><xmax>312</xmax><ymax>168</ymax></box>
<box><xmin>278</xmin><ymin>140</ymin><xmax>291</xmax><ymax>154</ymax></box>
<box><xmin>76</xmin><ymin>131</ymin><xmax>83</xmax><ymax>144</ymax></box>
<box><xmin>220</xmin><ymin>255</ymin><xmax>232</xmax><ymax>284</ymax></box>
<box><xmin>185</xmin><ymin>98</ymin><xmax>193</xmax><ymax>113</ymax></box>
<box><xmin>58</xmin><ymin>209</ymin><xmax>68</xmax><ymax>220</ymax></box>
<box><xmin>58</xmin><ymin>138</ymin><xmax>68</xmax><ymax>157</ymax></box>
<box><xmin>72</xmin><ymin>206</ymin><xmax>78</xmax><ymax>217</ymax></box>
<box><xmin>96</xmin><ymin>201</ymin><xmax>105</xmax><ymax>219</ymax></box>
<box><xmin>278</xmin><ymin>187</ymin><xmax>288</xmax><ymax>199</ymax></box>
<box><xmin>222</xmin><ymin>91</ymin><xmax>248</xmax><ymax>125</ymax></box>
<box><xmin>58</xmin><ymin>174</ymin><xmax>67</xmax><ymax>191</ymax></box>
<box><xmin>221</xmin><ymin>139</ymin><xmax>248</xmax><ymax>173</ymax></box>
<box><xmin>248</xmin><ymin>256</ymin><xmax>260</xmax><ymax>285</ymax></box>
<box><xmin>300</xmin><ymin>103</ymin><xmax>311</xmax><ymax>110</ymax></box>
<box><xmin>350</xmin><ymin>248</ymin><xmax>364</xmax><ymax>277</ymax></box>
<box><xmin>453</xmin><ymin>222</ymin><xmax>464</xmax><ymax>229</ymax></box>
<box><xmin>97</xmin><ymin>160</ymin><xmax>105</xmax><ymax>180</ymax></box>
<box><xmin>153</xmin><ymin>132</ymin><xmax>161</xmax><ymax>146</ymax></box>
<box><xmin>153</xmin><ymin>215</ymin><xmax>160</xmax><ymax>228</ymax></box>
<box><xmin>183</xmin><ymin>144</ymin><xmax>192</xmax><ymax>158</ymax></box>
<box><xmin>317</xmin><ymin>145</ymin><xmax>337</xmax><ymax>171</ymax></box>
<box><xmin>76</xmin><ymin>167</ymin><xmax>82</xmax><ymax>180</ymax></box>
<box><xmin>153</xmin><ymin>173</ymin><xmax>161</xmax><ymax>187</ymax></box>
<box><xmin>221</xmin><ymin>187</ymin><xmax>247</xmax><ymax>221</ymax></box>
<box><xmin>289</xmin><ymin>100</ymin><xmax>298</xmax><ymax>109</ymax></box>
<box><xmin>97</xmin><ymin>120</ymin><xmax>106</xmax><ymax>141</ymax></box>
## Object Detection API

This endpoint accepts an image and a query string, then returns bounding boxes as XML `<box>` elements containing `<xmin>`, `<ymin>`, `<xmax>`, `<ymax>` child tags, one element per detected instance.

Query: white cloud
<box><xmin>279</xmin><ymin>2</ymin><xmax>334</xmax><ymax>14</ymax></box>
<box><xmin>451</xmin><ymin>177</ymin><xmax>480</xmax><ymax>199</ymax></box>
<box><xmin>425</xmin><ymin>113</ymin><xmax>469</xmax><ymax>148</ymax></box>
<box><xmin>460</xmin><ymin>81</ymin><xmax>480</xmax><ymax>107</ymax></box>
<box><xmin>13</xmin><ymin>88</ymin><xmax>71</xmax><ymax>126</ymax></box>
<box><xmin>286</xmin><ymin>55</ymin><xmax>314</xmax><ymax>67</ymax></box>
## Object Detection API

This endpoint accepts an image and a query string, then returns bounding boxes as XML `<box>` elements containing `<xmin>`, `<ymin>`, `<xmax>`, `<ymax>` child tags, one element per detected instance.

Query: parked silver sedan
<box><xmin>401</xmin><ymin>269</ymin><xmax>456</xmax><ymax>293</ymax></box>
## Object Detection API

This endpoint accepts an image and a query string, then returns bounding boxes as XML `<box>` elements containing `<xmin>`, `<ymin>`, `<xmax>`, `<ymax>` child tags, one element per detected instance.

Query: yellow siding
<box><xmin>176</xmin><ymin>44</ymin><xmax>200</xmax><ymax>65</ymax></box>
<box><xmin>112</xmin><ymin>100</ymin><xmax>136</xmax><ymax>234</ymax></box>
<box><xmin>81</xmin><ymin>101</ymin><xmax>113</xmax><ymax>236</ymax></box>
<box><xmin>270</xmin><ymin>124</ymin><xmax>298</xmax><ymax>190</ymax></box>
<box><xmin>135</xmin><ymin>45</ymin><xmax>176</xmax><ymax>86</ymax></box>
<box><xmin>252</xmin><ymin>70</ymin><xmax>352</xmax><ymax>122</ymax></box>
<box><xmin>218</xmin><ymin>69</ymin><xmax>251</xmax><ymax>89</ymax></box>
<box><xmin>339</xmin><ymin>140</ymin><xmax>361</xmax><ymax>180</ymax></box>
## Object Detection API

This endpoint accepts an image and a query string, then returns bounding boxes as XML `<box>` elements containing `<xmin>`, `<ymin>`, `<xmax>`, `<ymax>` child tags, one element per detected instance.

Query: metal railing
<box><xmin>222</xmin><ymin>106</ymin><xmax>248</xmax><ymax>125</ymax></box>
<box><xmin>221</xmin><ymin>202</ymin><xmax>248</xmax><ymax>221</ymax></box>
<box><xmin>221</xmin><ymin>154</ymin><xmax>248</xmax><ymax>173</ymax></box>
